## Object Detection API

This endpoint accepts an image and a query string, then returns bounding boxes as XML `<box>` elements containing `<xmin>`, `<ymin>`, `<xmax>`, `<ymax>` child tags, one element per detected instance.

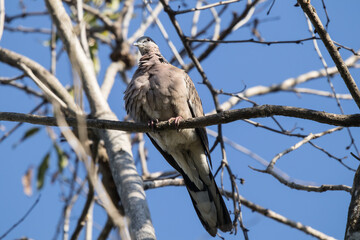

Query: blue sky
<box><xmin>1</xmin><ymin>0</ymin><xmax>360</xmax><ymax>239</ymax></box>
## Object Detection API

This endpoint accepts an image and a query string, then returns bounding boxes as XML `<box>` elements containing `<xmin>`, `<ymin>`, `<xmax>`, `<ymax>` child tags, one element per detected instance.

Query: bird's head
<box><xmin>133</xmin><ymin>36</ymin><xmax>159</xmax><ymax>55</ymax></box>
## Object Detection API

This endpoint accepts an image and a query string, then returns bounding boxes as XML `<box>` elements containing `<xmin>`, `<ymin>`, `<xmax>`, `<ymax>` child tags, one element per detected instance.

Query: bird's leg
<box><xmin>148</xmin><ymin>119</ymin><xmax>159</xmax><ymax>132</ymax></box>
<box><xmin>168</xmin><ymin>116</ymin><xmax>184</xmax><ymax>131</ymax></box>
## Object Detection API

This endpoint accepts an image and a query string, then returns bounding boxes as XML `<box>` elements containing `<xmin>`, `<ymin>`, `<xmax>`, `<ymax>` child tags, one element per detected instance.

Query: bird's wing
<box><xmin>184</xmin><ymin>74</ymin><xmax>212</xmax><ymax>168</ymax></box>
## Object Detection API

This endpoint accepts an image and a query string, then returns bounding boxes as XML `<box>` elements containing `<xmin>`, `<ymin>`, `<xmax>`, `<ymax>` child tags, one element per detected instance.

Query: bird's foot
<box><xmin>168</xmin><ymin>116</ymin><xmax>183</xmax><ymax>131</ymax></box>
<box><xmin>148</xmin><ymin>119</ymin><xmax>159</xmax><ymax>132</ymax></box>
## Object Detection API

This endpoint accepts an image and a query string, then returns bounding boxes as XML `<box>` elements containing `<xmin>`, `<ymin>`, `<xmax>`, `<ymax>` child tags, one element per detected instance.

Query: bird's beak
<box><xmin>133</xmin><ymin>42</ymin><xmax>139</xmax><ymax>46</ymax></box>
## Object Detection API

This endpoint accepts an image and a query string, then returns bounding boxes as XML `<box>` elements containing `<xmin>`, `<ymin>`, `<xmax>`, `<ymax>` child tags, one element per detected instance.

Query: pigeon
<box><xmin>124</xmin><ymin>36</ymin><xmax>232</xmax><ymax>236</ymax></box>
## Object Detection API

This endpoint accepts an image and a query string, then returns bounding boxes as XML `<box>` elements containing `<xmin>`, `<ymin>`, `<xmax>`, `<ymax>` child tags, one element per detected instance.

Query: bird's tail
<box><xmin>184</xmin><ymin>172</ymin><xmax>232</xmax><ymax>237</ymax></box>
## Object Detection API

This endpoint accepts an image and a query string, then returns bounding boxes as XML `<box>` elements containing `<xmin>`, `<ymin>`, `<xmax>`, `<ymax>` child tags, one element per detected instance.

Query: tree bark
<box><xmin>43</xmin><ymin>0</ymin><xmax>156</xmax><ymax>239</ymax></box>
<box><xmin>345</xmin><ymin>165</ymin><xmax>360</xmax><ymax>240</ymax></box>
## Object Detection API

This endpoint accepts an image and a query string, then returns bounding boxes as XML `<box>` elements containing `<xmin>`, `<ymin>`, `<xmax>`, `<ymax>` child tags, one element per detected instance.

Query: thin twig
<box><xmin>70</xmin><ymin>182</ymin><xmax>94</xmax><ymax>240</ymax></box>
<box><xmin>298</xmin><ymin>0</ymin><xmax>360</xmax><ymax>110</ymax></box>
<box><xmin>101</xmin><ymin>62</ymin><xmax>125</xmax><ymax>101</ymax></box>
<box><xmin>285</xmin><ymin>88</ymin><xmax>352</xmax><ymax>100</ymax></box>
<box><xmin>305</xmin><ymin>15</ymin><xmax>359</xmax><ymax>156</ymax></box>
<box><xmin>138</xmin><ymin>133</ymin><xmax>149</xmax><ymax>177</ymax></box>
<box><xmin>241</xmin><ymin>119</ymin><xmax>354</xmax><ymax>171</ymax></box>
<box><xmin>19</xmin><ymin>62</ymin><xmax>68</xmax><ymax>110</ymax></box>
<box><xmin>309</xmin><ymin>142</ymin><xmax>355</xmax><ymax>171</ymax></box>
<box><xmin>0</xmin><ymin>100</ymin><xmax>46</xmax><ymax>143</ymax></box>
<box><xmin>190</xmin><ymin>1</ymin><xmax>202</xmax><ymax>38</ymax></box>
<box><xmin>0</xmin><ymin>80</ymin><xmax>43</xmax><ymax>97</ymax></box>
<box><xmin>252</xmin><ymin>166</ymin><xmax>352</xmax><ymax>193</ymax></box>
<box><xmin>267</xmin><ymin>127</ymin><xmax>343</xmax><ymax>171</ymax></box>
<box><xmin>97</xmin><ymin>216</ymin><xmax>114</xmax><ymax>240</ymax></box>
<box><xmin>0</xmin><ymin>194</ymin><xmax>41</xmax><ymax>240</ymax></box>
<box><xmin>5</xmin><ymin>10</ymin><xmax>48</xmax><ymax>23</ymax></box>
<box><xmin>213</xmin><ymin>50</ymin><xmax>360</xmax><ymax>113</ymax></box>
<box><xmin>174</xmin><ymin>0</ymin><xmax>242</xmax><ymax>15</ymax></box>
<box><xmin>187</xmin><ymin>36</ymin><xmax>319</xmax><ymax>45</ymax></box>
<box><xmin>143</xmin><ymin>177</ymin><xmax>339</xmax><ymax>239</ymax></box>
<box><xmin>222</xmin><ymin>190</ymin><xmax>337</xmax><ymax>240</ymax></box>
<box><xmin>0</xmin><ymin>74</ymin><xmax>25</xmax><ymax>83</ymax></box>
<box><xmin>185</xmin><ymin>0</ymin><xmax>261</xmax><ymax>71</ymax></box>
<box><xmin>50</xmin><ymin>23</ymin><xmax>57</xmax><ymax>74</ymax></box>
<box><xmin>145</xmin><ymin>2</ymin><xmax>185</xmax><ymax>68</ymax></box>
<box><xmin>76</xmin><ymin>0</ymin><xmax>90</xmax><ymax>58</ymax></box>
<box><xmin>128</xmin><ymin>2</ymin><xmax>163</xmax><ymax>44</ymax></box>
<box><xmin>320</xmin><ymin>0</ymin><xmax>330</xmax><ymax>29</ymax></box>
<box><xmin>4</xmin><ymin>25</ymin><xmax>51</xmax><ymax>34</ymax></box>
<box><xmin>207</xmin><ymin>128</ymin><xmax>295</xmax><ymax>182</ymax></box>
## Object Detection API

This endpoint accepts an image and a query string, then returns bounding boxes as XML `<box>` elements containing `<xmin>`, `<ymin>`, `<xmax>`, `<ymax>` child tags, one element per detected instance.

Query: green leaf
<box><xmin>13</xmin><ymin>127</ymin><xmax>40</xmax><ymax>148</ymax></box>
<box><xmin>37</xmin><ymin>152</ymin><xmax>50</xmax><ymax>189</ymax></box>
<box><xmin>54</xmin><ymin>144</ymin><xmax>68</xmax><ymax>172</ymax></box>
<box><xmin>89</xmin><ymin>40</ymin><xmax>100</xmax><ymax>74</ymax></box>
<box><xmin>105</xmin><ymin>0</ymin><xmax>120</xmax><ymax>11</ymax></box>
<box><xmin>83</xmin><ymin>11</ymin><xmax>97</xmax><ymax>26</ymax></box>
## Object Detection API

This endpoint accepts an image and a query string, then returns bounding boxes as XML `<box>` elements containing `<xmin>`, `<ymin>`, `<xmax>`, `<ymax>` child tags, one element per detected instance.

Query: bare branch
<box><xmin>128</xmin><ymin>2</ymin><xmax>163</xmax><ymax>44</ymax></box>
<box><xmin>222</xmin><ymin>190</ymin><xmax>337</xmax><ymax>240</ymax></box>
<box><xmin>44</xmin><ymin>1</ymin><xmax>155</xmax><ymax>238</ymax></box>
<box><xmin>76</xmin><ymin>0</ymin><xmax>90</xmax><ymax>58</ymax></box>
<box><xmin>143</xmin><ymin>178</ymin><xmax>184</xmax><ymax>190</ymax></box>
<box><xmin>257</xmin><ymin>166</ymin><xmax>352</xmax><ymax>193</ymax></box>
<box><xmin>0</xmin><ymin>47</ymin><xmax>80</xmax><ymax>114</ymax></box>
<box><xmin>145</xmin><ymin>2</ymin><xmax>185</xmax><ymax>68</ymax></box>
<box><xmin>3</xmin><ymin>105</ymin><xmax>360</xmax><ymax>132</ymax></box>
<box><xmin>297</xmin><ymin>0</ymin><xmax>360</xmax><ymax>110</ymax></box>
<box><xmin>0</xmin><ymin>101</ymin><xmax>46</xmax><ymax>143</ymax></box>
<box><xmin>187</xmin><ymin>36</ymin><xmax>318</xmax><ymax>45</ymax></box>
<box><xmin>214</xmin><ymin>51</ymin><xmax>360</xmax><ymax>113</ymax></box>
<box><xmin>137</xmin><ymin>133</ymin><xmax>149</xmax><ymax>177</ymax></box>
<box><xmin>4</xmin><ymin>25</ymin><xmax>51</xmax><ymax>34</ymax></box>
<box><xmin>207</xmin><ymin>128</ymin><xmax>295</xmax><ymax>182</ymax></box>
<box><xmin>70</xmin><ymin>184</ymin><xmax>94</xmax><ymax>240</ymax></box>
<box><xmin>345</xmin><ymin>166</ymin><xmax>360</xmax><ymax>240</ymax></box>
<box><xmin>0</xmin><ymin>194</ymin><xmax>41</xmax><ymax>240</ymax></box>
<box><xmin>174</xmin><ymin>0</ymin><xmax>242</xmax><ymax>15</ymax></box>
<box><xmin>97</xmin><ymin>216</ymin><xmax>114</xmax><ymax>240</ymax></box>
<box><xmin>101</xmin><ymin>62</ymin><xmax>125</xmax><ymax>101</ymax></box>
<box><xmin>267</xmin><ymin>127</ymin><xmax>343</xmax><ymax>171</ymax></box>
<box><xmin>143</xmin><ymin>178</ymin><xmax>338</xmax><ymax>240</ymax></box>
<box><xmin>0</xmin><ymin>80</ymin><xmax>43</xmax><ymax>98</ymax></box>
<box><xmin>45</xmin><ymin>0</ymin><xmax>107</xmax><ymax>115</ymax></box>
<box><xmin>285</xmin><ymin>88</ymin><xmax>352</xmax><ymax>100</ymax></box>
<box><xmin>5</xmin><ymin>10</ymin><xmax>48</xmax><ymax>23</ymax></box>
<box><xmin>63</xmin><ymin>0</ymin><xmax>113</xmax><ymax>30</ymax></box>
<box><xmin>186</xmin><ymin>0</ymin><xmax>262</xmax><ymax>71</ymax></box>
<box><xmin>305</xmin><ymin>14</ymin><xmax>359</xmax><ymax>156</ymax></box>
<box><xmin>19</xmin><ymin>63</ymin><xmax>68</xmax><ymax>110</ymax></box>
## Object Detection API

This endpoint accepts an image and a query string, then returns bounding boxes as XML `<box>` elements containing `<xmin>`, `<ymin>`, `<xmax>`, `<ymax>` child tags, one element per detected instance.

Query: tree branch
<box><xmin>297</xmin><ymin>0</ymin><xmax>360</xmax><ymax>110</ymax></box>
<box><xmin>2</xmin><ymin>105</ymin><xmax>360</xmax><ymax>132</ymax></box>
<box><xmin>0</xmin><ymin>47</ymin><xmax>79</xmax><ymax>114</ymax></box>
<box><xmin>345</xmin><ymin>165</ymin><xmax>360</xmax><ymax>240</ymax></box>
<box><xmin>214</xmin><ymin>50</ymin><xmax>360</xmax><ymax>113</ymax></box>
<box><xmin>44</xmin><ymin>0</ymin><xmax>155</xmax><ymax>239</ymax></box>
<box><xmin>0</xmin><ymin>194</ymin><xmax>41</xmax><ymax>240</ymax></box>
<box><xmin>174</xmin><ymin>0</ymin><xmax>242</xmax><ymax>15</ymax></box>
<box><xmin>143</xmin><ymin>178</ymin><xmax>337</xmax><ymax>240</ymax></box>
<box><xmin>222</xmin><ymin>190</ymin><xmax>337</xmax><ymax>240</ymax></box>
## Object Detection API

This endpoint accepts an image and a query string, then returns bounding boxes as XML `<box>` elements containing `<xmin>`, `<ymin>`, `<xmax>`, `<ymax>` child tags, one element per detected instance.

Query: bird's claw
<box><xmin>148</xmin><ymin>119</ymin><xmax>159</xmax><ymax>132</ymax></box>
<box><xmin>168</xmin><ymin>116</ymin><xmax>183</xmax><ymax>131</ymax></box>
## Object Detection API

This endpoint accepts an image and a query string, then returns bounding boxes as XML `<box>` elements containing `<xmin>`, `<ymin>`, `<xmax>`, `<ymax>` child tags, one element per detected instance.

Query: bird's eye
<box><xmin>146</xmin><ymin>38</ymin><xmax>150</xmax><ymax>42</ymax></box>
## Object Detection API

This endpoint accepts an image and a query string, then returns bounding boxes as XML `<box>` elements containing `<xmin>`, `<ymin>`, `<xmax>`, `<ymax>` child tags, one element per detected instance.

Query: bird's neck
<box><xmin>138</xmin><ymin>51</ymin><xmax>169</xmax><ymax>67</ymax></box>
